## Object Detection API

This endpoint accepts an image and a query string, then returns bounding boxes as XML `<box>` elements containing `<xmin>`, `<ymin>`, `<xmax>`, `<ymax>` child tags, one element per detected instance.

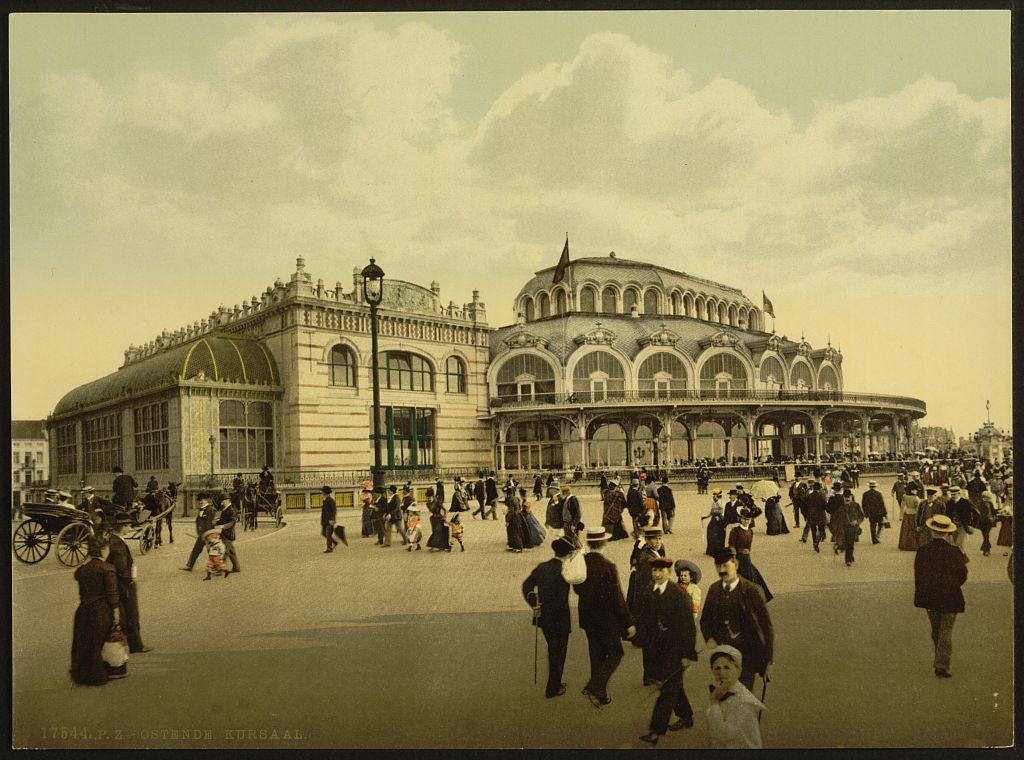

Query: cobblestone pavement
<box><xmin>12</xmin><ymin>477</ymin><xmax>1014</xmax><ymax>748</ymax></box>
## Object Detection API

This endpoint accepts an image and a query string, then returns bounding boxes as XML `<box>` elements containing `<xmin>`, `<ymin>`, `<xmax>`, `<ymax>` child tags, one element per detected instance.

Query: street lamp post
<box><xmin>208</xmin><ymin>435</ymin><xmax>215</xmax><ymax>484</ymax></box>
<box><xmin>362</xmin><ymin>258</ymin><xmax>386</xmax><ymax>493</ymax></box>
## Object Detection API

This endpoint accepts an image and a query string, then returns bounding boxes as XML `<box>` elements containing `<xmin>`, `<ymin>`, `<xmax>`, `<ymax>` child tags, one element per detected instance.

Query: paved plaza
<box><xmin>11</xmin><ymin>476</ymin><xmax>1014</xmax><ymax>749</ymax></box>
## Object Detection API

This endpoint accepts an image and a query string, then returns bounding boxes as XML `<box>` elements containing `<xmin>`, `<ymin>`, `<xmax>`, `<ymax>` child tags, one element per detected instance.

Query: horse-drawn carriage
<box><xmin>12</xmin><ymin>492</ymin><xmax>177</xmax><ymax>567</ymax></box>
<box><xmin>240</xmin><ymin>482</ymin><xmax>285</xmax><ymax>531</ymax></box>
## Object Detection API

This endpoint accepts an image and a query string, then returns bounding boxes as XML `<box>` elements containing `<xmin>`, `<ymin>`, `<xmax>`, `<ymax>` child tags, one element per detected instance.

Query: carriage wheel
<box><xmin>56</xmin><ymin>522</ymin><xmax>94</xmax><ymax>567</ymax></box>
<box><xmin>139</xmin><ymin>525</ymin><xmax>156</xmax><ymax>555</ymax></box>
<box><xmin>275</xmin><ymin>505</ymin><xmax>284</xmax><ymax>528</ymax></box>
<box><xmin>12</xmin><ymin>520</ymin><xmax>51</xmax><ymax>564</ymax></box>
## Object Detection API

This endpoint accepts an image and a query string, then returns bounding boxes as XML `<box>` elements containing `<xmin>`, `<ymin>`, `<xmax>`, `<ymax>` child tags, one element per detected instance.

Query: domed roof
<box><xmin>516</xmin><ymin>253</ymin><xmax>754</xmax><ymax>308</ymax></box>
<box><xmin>52</xmin><ymin>333</ymin><xmax>279</xmax><ymax>417</ymax></box>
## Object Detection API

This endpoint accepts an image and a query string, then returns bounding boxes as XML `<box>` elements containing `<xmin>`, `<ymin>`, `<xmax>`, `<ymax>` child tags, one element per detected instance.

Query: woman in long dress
<box><xmin>70</xmin><ymin>536</ymin><xmax>124</xmax><ymax>685</ymax></box>
<box><xmin>996</xmin><ymin>488</ymin><xmax>1013</xmax><ymax>552</ymax></box>
<box><xmin>727</xmin><ymin>507</ymin><xmax>773</xmax><ymax>602</ymax></box>
<box><xmin>521</xmin><ymin>489</ymin><xmax>547</xmax><ymax>546</ymax></box>
<box><xmin>897</xmin><ymin>484</ymin><xmax>921</xmax><ymax>551</ymax></box>
<box><xmin>505</xmin><ymin>487</ymin><xmax>531</xmax><ymax>552</ymax></box>
<box><xmin>764</xmin><ymin>495</ymin><xmax>789</xmax><ymax>535</ymax></box>
<box><xmin>705</xmin><ymin>489</ymin><xmax>726</xmax><ymax>556</ymax></box>
<box><xmin>425</xmin><ymin>489</ymin><xmax>450</xmax><ymax>551</ymax></box>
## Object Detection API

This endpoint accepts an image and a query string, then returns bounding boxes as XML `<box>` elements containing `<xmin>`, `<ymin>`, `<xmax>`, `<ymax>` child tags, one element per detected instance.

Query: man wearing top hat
<box><xmin>637</xmin><ymin>556</ymin><xmax>698</xmax><ymax>745</ymax></box>
<box><xmin>380</xmin><ymin>485</ymin><xmax>406</xmax><ymax>547</ymax></box>
<box><xmin>320</xmin><ymin>485</ymin><xmax>337</xmax><ymax>553</ymax></box>
<box><xmin>836</xmin><ymin>489</ymin><xmax>865</xmax><ymax>567</ymax></box>
<box><xmin>216</xmin><ymin>494</ymin><xmax>241</xmax><ymax>571</ymax></box>
<box><xmin>182</xmin><ymin>492</ymin><xmax>217</xmax><ymax>571</ymax></box>
<box><xmin>722</xmin><ymin>489</ymin><xmax>740</xmax><ymax>532</ymax></box>
<box><xmin>522</xmin><ymin>538</ymin><xmax>574</xmax><ymax>699</ymax></box>
<box><xmin>825</xmin><ymin>482</ymin><xmax>845</xmax><ymax>548</ymax></box>
<box><xmin>108</xmin><ymin>513</ymin><xmax>152</xmax><ymax>653</ymax></box>
<box><xmin>862</xmin><ymin>481</ymin><xmax>887</xmax><ymax>544</ymax></box>
<box><xmin>914</xmin><ymin>514</ymin><xmax>968</xmax><ymax>678</ymax></box>
<box><xmin>700</xmin><ymin>548</ymin><xmax>773</xmax><ymax>691</ymax></box>
<box><xmin>560</xmin><ymin>482</ymin><xmax>582</xmax><ymax>540</ymax></box>
<box><xmin>625</xmin><ymin>478</ymin><xmax>645</xmax><ymax>537</ymax></box>
<box><xmin>574</xmin><ymin>526</ymin><xmax>636</xmax><ymax>708</ymax></box>
<box><xmin>111</xmin><ymin>466</ymin><xmax>138</xmax><ymax>510</ymax></box>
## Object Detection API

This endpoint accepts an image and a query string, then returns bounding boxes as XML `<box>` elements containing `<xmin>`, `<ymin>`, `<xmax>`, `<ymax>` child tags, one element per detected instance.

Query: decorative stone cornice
<box><xmin>504</xmin><ymin>328</ymin><xmax>549</xmax><ymax>350</ymax></box>
<box><xmin>573</xmin><ymin>322</ymin><xmax>617</xmax><ymax>346</ymax></box>
<box><xmin>637</xmin><ymin>323</ymin><xmax>681</xmax><ymax>348</ymax></box>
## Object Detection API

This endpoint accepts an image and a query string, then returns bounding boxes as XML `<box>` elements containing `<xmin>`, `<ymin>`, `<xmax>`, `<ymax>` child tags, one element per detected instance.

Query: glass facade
<box><xmin>134</xmin><ymin>401</ymin><xmax>169</xmax><ymax>471</ymax></box>
<box><xmin>219</xmin><ymin>400</ymin><xmax>274</xmax><ymax>470</ymax></box>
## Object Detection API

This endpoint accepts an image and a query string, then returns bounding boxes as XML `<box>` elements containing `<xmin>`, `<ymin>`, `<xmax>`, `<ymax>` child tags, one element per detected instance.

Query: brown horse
<box><xmin>143</xmin><ymin>490</ymin><xmax>175</xmax><ymax>546</ymax></box>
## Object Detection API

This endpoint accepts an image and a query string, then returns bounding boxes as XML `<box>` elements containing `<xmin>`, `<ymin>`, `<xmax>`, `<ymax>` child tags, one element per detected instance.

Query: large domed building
<box><xmin>44</xmin><ymin>252</ymin><xmax>926</xmax><ymax>506</ymax></box>
<box><xmin>488</xmin><ymin>252</ymin><xmax>926</xmax><ymax>470</ymax></box>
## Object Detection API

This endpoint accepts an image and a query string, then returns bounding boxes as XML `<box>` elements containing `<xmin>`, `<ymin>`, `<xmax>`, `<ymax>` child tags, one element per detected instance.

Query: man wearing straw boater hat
<box><xmin>574</xmin><ymin>526</ymin><xmax>636</xmax><ymax>709</ymax></box>
<box><xmin>862</xmin><ymin>481</ymin><xmax>887</xmax><ymax>545</ymax></box>
<box><xmin>522</xmin><ymin>537</ymin><xmax>574</xmax><ymax>699</ymax></box>
<box><xmin>914</xmin><ymin>514</ymin><xmax>968</xmax><ymax>678</ymax></box>
<box><xmin>636</xmin><ymin>556</ymin><xmax>698</xmax><ymax>745</ymax></box>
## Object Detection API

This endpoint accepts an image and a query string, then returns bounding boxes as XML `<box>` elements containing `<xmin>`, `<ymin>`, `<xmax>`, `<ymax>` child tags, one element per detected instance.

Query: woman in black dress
<box><xmin>70</xmin><ymin>536</ymin><xmax>125</xmax><ymax>685</ymax></box>
<box><xmin>764</xmin><ymin>495</ymin><xmax>789</xmax><ymax>535</ymax></box>
<box><xmin>727</xmin><ymin>507</ymin><xmax>773</xmax><ymax>602</ymax></box>
<box><xmin>705</xmin><ymin>489</ymin><xmax>727</xmax><ymax>556</ymax></box>
<box><xmin>425</xmin><ymin>489</ymin><xmax>450</xmax><ymax>551</ymax></box>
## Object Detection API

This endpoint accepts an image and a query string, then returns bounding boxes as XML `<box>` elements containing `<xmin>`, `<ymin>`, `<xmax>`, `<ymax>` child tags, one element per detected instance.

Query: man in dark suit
<box><xmin>522</xmin><ymin>538</ymin><xmax>573</xmax><ymax>698</ymax></box>
<box><xmin>108</xmin><ymin>513</ymin><xmax>152</xmax><ymax>654</ymax></box>
<box><xmin>483</xmin><ymin>471</ymin><xmax>500</xmax><ymax>520</ymax></box>
<box><xmin>573</xmin><ymin>527</ymin><xmax>636</xmax><ymax>708</ymax></box>
<box><xmin>217</xmin><ymin>495</ymin><xmax>241</xmax><ymax>570</ymax></box>
<box><xmin>862</xmin><ymin>480</ymin><xmax>888</xmax><ymax>544</ymax></box>
<box><xmin>625</xmin><ymin>478</ymin><xmax>645</xmax><ymax>537</ymax></box>
<box><xmin>638</xmin><ymin>557</ymin><xmax>699</xmax><ymax>745</ymax></box>
<box><xmin>700</xmin><ymin>548</ymin><xmax>773</xmax><ymax>691</ymax></box>
<box><xmin>111</xmin><ymin>466</ymin><xmax>138</xmax><ymax>510</ymax></box>
<box><xmin>803</xmin><ymin>482</ymin><xmax>828</xmax><ymax>551</ymax></box>
<box><xmin>657</xmin><ymin>475</ymin><xmax>677</xmax><ymax>535</ymax></box>
<box><xmin>472</xmin><ymin>476</ymin><xmax>486</xmax><ymax>518</ymax></box>
<box><xmin>722</xmin><ymin>489</ymin><xmax>739</xmax><ymax>531</ymax></box>
<box><xmin>560</xmin><ymin>482</ymin><xmax>582</xmax><ymax>540</ymax></box>
<box><xmin>182</xmin><ymin>492</ymin><xmax>217</xmax><ymax>571</ymax></box>
<box><xmin>915</xmin><ymin>514</ymin><xmax>968</xmax><ymax>678</ymax></box>
<box><xmin>320</xmin><ymin>485</ymin><xmax>337</xmax><ymax>553</ymax></box>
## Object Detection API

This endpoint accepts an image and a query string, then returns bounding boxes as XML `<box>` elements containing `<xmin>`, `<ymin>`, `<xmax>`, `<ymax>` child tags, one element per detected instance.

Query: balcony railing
<box><xmin>490</xmin><ymin>388</ymin><xmax>927</xmax><ymax>412</ymax></box>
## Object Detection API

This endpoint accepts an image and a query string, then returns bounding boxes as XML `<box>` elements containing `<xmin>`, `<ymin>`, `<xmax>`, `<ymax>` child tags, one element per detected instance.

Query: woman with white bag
<box><xmin>70</xmin><ymin>535</ymin><xmax>128</xmax><ymax>685</ymax></box>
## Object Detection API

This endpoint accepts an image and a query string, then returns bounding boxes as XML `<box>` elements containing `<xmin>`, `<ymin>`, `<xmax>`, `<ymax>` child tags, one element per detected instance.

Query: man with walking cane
<box><xmin>636</xmin><ymin>557</ymin><xmax>698</xmax><ymax>745</ymax></box>
<box><xmin>521</xmin><ymin>538</ymin><xmax>573</xmax><ymax>698</ymax></box>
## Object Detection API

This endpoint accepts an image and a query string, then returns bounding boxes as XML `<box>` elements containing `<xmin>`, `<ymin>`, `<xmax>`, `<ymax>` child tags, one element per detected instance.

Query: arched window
<box><xmin>638</xmin><ymin>352</ymin><xmax>688</xmax><ymax>397</ymax></box>
<box><xmin>601</xmin><ymin>286</ymin><xmax>617</xmax><ymax>314</ymax></box>
<box><xmin>671</xmin><ymin>292</ymin><xmax>682</xmax><ymax>316</ymax></box>
<box><xmin>444</xmin><ymin>356</ymin><xmax>467</xmax><ymax>394</ymax></box>
<box><xmin>819</xmin><ymin>365</ymin><xmax>840</xmax><ymax>391</ymax></box>
<box><xmin>683</xmin><ymin>293</ymin><xmax>694</xmax><ymax>317</ymax></box>
<box><xmin>643</xmin><ymin>289</ymin><xmax>659</xmax><ymax>315</ymax></box>
<box><xmin>718</xmin><ymin>302</ymin><xmax>728</xmax><ymax>324</ymax></box>
<box><xmin>377</xmin><ymin>351</ymin><xmax>434</xmax><ymax>391</ymax></box>
<box><xmin>728</xmin><ymin>304</ymin><xmax>738</xmax><ymax>326</ymax></box>
<box><xmin>555</xmin><ymin>289</ymin><xmax>568</xmax><ymax>315</ymax></box>
<box><xmin>694</xmin><ymin>296</ymin><xmax>706</xmax><ymax>321</ymax></box>
<box><xmin>573</xmin><ymin>350</ymin><xmax>626</xmax><ymax>401</ymax></box>
<box><xmin>522</xmin><ymin>296</ymin><xmax>535</xmax><ymax>322</ymax></box>
<box><xmin>699</xmin><ymin>353</ymin><xmax>748</xmax><ymax>391</ymax></box>
<box><xmin>329</xmin><ymin>345</ymin><xmax>356</xmax><ymax>387</ymax></box>
<box><xmin>538</xmin><ymin>292</ymin><xmax>551</xmax><ymax>318</ymax></box>
<box><xmin>579</xmin><ymin>287</ymin><xmax>597</xmax><ymax>313</ymax></box>
<box><xmin>791</xmin><ymin>362</ymin><xmax>813</xmax><ymax>389</ymax></box>
<box><xmin>495</xmin><ymin>354</ymin><xmax>556</xmax><ymax>402</ymax></box>
<box><xmin>759</xmin><ymin>356</ymin><xmax>784</xmax><ymax>390</ymax></box>
<box><xmin>624</xmin><ymin>289</ymin><xmax>639</xmax><ymax>313</ymax></box>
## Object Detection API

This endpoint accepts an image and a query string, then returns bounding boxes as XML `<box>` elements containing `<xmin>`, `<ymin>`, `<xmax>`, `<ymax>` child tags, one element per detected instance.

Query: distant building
<box><xmin>11</xmin><ymin>420</ymin><xmax>48</xmax><ymax>511</ymax></box>
<box><xmin>971</xmin><ymin>422</ymin><xmax>1012</xmax><ymax>463</ymax></box>
<box><xmin>913</xmin><ymin>425</ymin><xmax>957</xmax><ymax>452</ymax></box>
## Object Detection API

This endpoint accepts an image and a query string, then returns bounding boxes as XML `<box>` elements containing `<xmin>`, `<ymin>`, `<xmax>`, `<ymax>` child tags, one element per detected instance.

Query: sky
<box><xmin>9</xmin><ymin>11</ymin><xmax>1012</xmax><ymax>441</ymax></box>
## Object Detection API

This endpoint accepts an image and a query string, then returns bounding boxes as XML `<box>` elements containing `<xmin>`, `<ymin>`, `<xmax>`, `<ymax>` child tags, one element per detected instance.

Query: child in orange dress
<box><xmin>405</xmin><ymin>505</ymin><xmax>422</xmax><ymax>551</ymax></box>
<box><xmin>202</xmin><ymin>528</ymin><xmax>229</xmax><ymax>580</ymax></box>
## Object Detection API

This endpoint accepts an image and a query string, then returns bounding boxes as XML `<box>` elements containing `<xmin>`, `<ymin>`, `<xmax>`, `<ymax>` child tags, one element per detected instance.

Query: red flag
<box><xmin>552</xmin><ymin>237</ymin><xmax>570</xmax><ymax>284</ymax></box>
<box><xmin>762</xmin><ymin>291</ymin><xmax>775</xmax><ymax>318</ymax></box>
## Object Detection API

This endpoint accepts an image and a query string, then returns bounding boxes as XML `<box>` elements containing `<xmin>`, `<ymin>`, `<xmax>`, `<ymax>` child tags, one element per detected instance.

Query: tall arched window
<box><xmin>495</xmin><ymin>354</ymin><xmax>556</xmax><ymax>403</ymax></box>
<box><xmin>601</xmin><ymin>286</ymin><xmax>617</xmax><ymax>314</ymax></box>
<box><xmin>699</xmin><ymin>352</ymin><xmax>748</xmax><ymax>391</ymax></box>
<box><xmin>694</xmin><ymin>296</ymin><xmax>706</xmax><ymax>321</ymax></box>
<box><xmin>791</xmin><ymin>361</ymin><xmax>813</xmax><ymax>389</ymax></box>
<box><xmin>683</xmin><ymin>293</ymin><xmax>694</xmax><ymax>317</ymax></box>
<box><xmin>718</xmin><ymin>302</ymin><xmax>728</xmax><ymax>324</ymax></box>
<box><xmin>555</xmin><ymin>289</ymin><xmax>568</xmax><ymax>315</ymax></box>
<box><xmin>377</xmin><ymin>351</ymin><xmax>434</xmax><ymax>391</ymax></box>
<box><xmin>444</xmin><ymin>356</ymin><xmax>467</xmax><ymax>394</ymax></box>
<box><xmin>728</xmin><ymin>304</ymin><xmax>738</xmax><ymax>326</ymax></box>
<box><xmin>522</xmin><ymin>296</ymin><xmax>535</xmax><ymax>322</ymax></box>
<box><xmin>819</xmin><ymin>365</ymin><xmax>840</xmax><ymax>391</ymax></box>
<box><xmin>329</xmin><ymin>345</ymin><xmax>356</xmax><ymax>387</ymax></box>
<box><xmin>538</xmin><ymin>292</ymin><xmax>551</xmax><ymax>318</ymax></box>
<box><xmin>624</xmin><ymin>289</ymin><xmax>639</xmax><ymax>313</ymax></box>
<box><xmin>671</xmin><ymin>292</ymin><xmax>682</xmax><ymax>316</ymax></box>
<box><xmin>638</xmin><ymin>352</ymin><xmax>688</xmax><ymax>397</ymax></box>
<box><xmin>643</xmin><ymin>289</ymin><xmax>659</xmax><ymax>315</ymax></box>
<box><xmin>573</xmin><ymin>350</ymin><xmax>626</xmax><ymax>401</ymax></box>
<box><xmin>759</xmin><ymin>356</ymin><xmax>784</xmax><ymax>390</ymax></box>
<box><xmin>579</xmin><ymin>287</ymin><xmax>597</xmax><ymax>313</ymax></box>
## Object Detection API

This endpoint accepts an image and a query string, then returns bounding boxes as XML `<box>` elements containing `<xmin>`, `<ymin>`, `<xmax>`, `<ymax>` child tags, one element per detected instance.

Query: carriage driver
<box><xmin>111</xmin><ymin>466</ymin><xmax>138</xmax><ymax>510</ymax></box>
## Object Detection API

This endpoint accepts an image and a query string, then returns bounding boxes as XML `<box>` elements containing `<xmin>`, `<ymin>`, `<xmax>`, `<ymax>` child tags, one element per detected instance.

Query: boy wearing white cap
<box><xmin>706</xmin><ymin>645</ymin><xmax>766</xmax><ymax>748</ymax></box>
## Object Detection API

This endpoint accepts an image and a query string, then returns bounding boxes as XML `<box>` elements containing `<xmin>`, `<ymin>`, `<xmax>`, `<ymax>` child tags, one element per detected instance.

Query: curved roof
<box><xmin>53</xmin><ymin>333</ymin><xmax>279</xmax><ymax>417</ymax></box>
<box><xmin>490</xmin><ymin>314</ymin><xmax>787</xmax><ymax>364</ymax></box>
<box><xmin>516</xmin><ymin>254</ymin><xmax>753</xmax><ymax>307</ymax></box>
